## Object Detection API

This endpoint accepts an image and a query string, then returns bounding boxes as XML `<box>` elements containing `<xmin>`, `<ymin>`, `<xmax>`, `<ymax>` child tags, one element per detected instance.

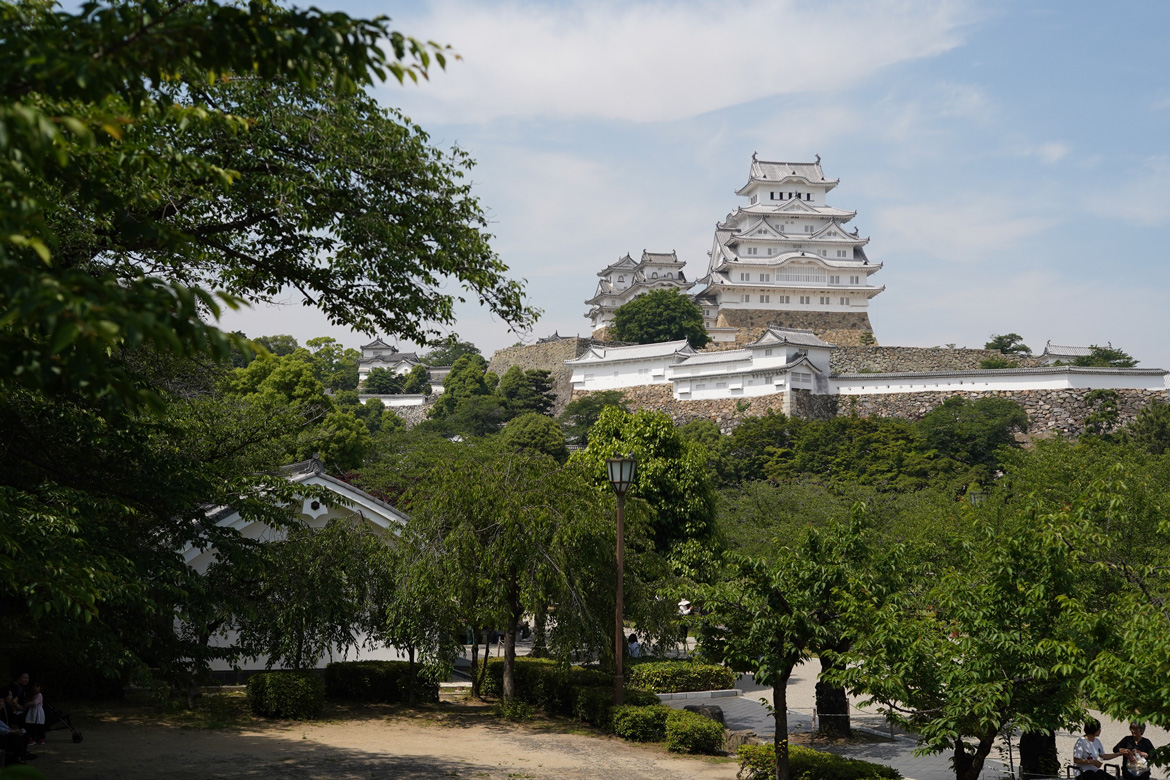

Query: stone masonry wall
<box><xmin>843</xmin><ymin>387</ymin><xmax>1168</xmax><ymax>437</ymax></box>
<box><xmin>572</xmin><ymin>385</ymin><xmax>1169</xmax><ymax>438</ymax></box>
<box><xmin>487</xmin><ymin>337</ymin><xmax>596</xmax><ymax>415</ymax></box>
<box><xmin>716</xmin><ymin>309</ymin><xmax>876</xmax><ymax>347</ymax></box>
<box><xmin>831</xmin><ymin>346</ymin><xmax>1046</xmax><ymax>374</ymax></box>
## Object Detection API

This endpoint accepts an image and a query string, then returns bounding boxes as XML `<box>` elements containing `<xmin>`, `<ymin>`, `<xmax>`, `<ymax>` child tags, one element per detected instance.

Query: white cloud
<box><xmin>874</xmin><ymin>199</ymin><xmax>1056</xmax><ymax>264</ymax></box>
<box><xmin>386</xmin><ymin>0</ymin><xmax>974</xmax><ymax>124</ymax></box>
<box><xmin>1032</xmin><ymin>141</ymin><xmax>1071</xmax><ymax>164</ymax></box>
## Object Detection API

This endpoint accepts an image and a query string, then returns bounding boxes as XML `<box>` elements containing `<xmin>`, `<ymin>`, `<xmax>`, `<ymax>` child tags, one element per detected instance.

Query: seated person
<box><xmin>1074</xmin><ymin>719</ymin><xmax>1122</xmax><ymax>780</ymax></box>
<box><xmin>0</xmin><ymin>710</ymin><xmax>34</xmax><ymax>763</ymax></box>
<box><xmin>1114</xmin><ymin>722</ymin><xmax>1155</xmax><ymax>780</ymax></box>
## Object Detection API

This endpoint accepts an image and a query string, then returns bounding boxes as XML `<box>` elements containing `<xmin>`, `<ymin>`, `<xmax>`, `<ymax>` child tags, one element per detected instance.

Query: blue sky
<box><xmin>220</xmin><ymin>0</ymin><xmax>1170</xmax><ymax>370</ymax></box>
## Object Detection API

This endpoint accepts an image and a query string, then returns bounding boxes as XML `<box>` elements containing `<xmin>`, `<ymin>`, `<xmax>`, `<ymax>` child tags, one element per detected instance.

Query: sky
<box><xmin>219</xmin><ymin>0</ymin><xmax>1170</xmax><ymax>370</ymax></box>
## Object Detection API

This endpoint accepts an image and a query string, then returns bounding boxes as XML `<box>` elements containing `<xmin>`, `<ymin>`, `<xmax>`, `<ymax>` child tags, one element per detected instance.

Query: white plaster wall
<box><xmin>834</xmin><ymin>371</ymin><xmax>1167</xmax><ymax>395</ymax></box>
<box><xmin>570</xmin><ymin>357</ymin><xmax>675</xmax><ymax>391</ymax></box>
<box><xmin>358</xmin><ymin>393</ymin><xmax>427</xmax><ymax>407</ymax></box>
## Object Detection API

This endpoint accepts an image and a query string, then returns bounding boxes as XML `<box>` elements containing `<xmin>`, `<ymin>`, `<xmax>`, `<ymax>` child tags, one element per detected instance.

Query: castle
<box><xmin>587</xmin><ymin>155</ymin><xmax>882</xmax><ymax>346</ymax></box>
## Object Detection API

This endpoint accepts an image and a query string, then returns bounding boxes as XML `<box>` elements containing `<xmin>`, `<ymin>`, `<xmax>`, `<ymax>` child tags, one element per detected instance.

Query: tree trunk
<box><xmin>1019</xmin><ymin>731</ymin><xmax>1059</xmax><ymax>780</ymax></box>
<box><xmin>501</xmin><ymin>572</ymin><xmax>521</xmax><ymax>702</ymax></box>
<box><xmin>529</xmin><ymin>605</ymin><xmax>548</xmax><ymax>659</ymax></box>
<box><xmin>773</xmin><ymin>676</ymin><xmax>791</xmax><ymax>780</ymax></box>
<box><xmin>815</xmin><ymin>656</ymin><xmax>851</xmax><ymax>738</ymax></box>
<box><xmin>954</xmin><ymin>730</ymin><xmax>998</xmax><ymax>780</ymax></box>
<box><xmin>469</xmin><ymin>627</ymin><xmax>482</xmax><ymax>699</ymax></box>
<box><xmin>406</xmin><ymin>646</ymin><xmax>417</xmax><ymax>706</ymax></box>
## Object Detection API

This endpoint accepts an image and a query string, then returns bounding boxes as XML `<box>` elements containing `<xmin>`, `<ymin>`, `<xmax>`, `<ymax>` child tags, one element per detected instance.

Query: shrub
<box><xmin>627</xmin><ymin>660</ymin><xmax>737</xmax><ymax>693</ymax></box>
<box><xmin>664</xmin><ymin>708</ymin><xmax>724</xmax><ymax>754</ymax></box>
<box><xmin>571</xmin><ymin>685</ymin><xmax>616</xmax><ymax>731</ymax></box>
<box><xmin>980</xmin><ymin>357</ymin><xmax>1015</xmax><ymax>369</ymax></box>
<box><xmin>612</xmin><ymin>704</ymin><xmax>670</xmax><ymax>742</ymax></box>
<box><xmin>323</xmin><ymin>660</ymin><xmax>438</xmax><ymax>704</ymax></box>
<box><xmin>246</xmin><ymin>671</ymin><xmax>325</xmax><ymax>719</ymax></box>
<box><xmin>494</xmin><ymin>699</ymin><xmax>534</xmax><ymax>721</ymax></box>
<box><xmin>477</xmin><ymin>657</ymin><xmax>573</xmax><ymax>714</ymax></box>
<box><xmin>737</xmin><ymin>744</ymin><xmax>902</xmax><ymax>780</ymax></box>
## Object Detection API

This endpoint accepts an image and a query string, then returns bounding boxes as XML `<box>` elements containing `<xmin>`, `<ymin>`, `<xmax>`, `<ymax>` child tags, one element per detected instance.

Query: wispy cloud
<box><xmin>387</xmin><ymin>0</ymin><xmax>975</xmax><ymax>124</ymax></box>
<box><xmin>874</xmin><ymin>199</ymin><xmax>1056</xmax><ymax>264</ymax></box>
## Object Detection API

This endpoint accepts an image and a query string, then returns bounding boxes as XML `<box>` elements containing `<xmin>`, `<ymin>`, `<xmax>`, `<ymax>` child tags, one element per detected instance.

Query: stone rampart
<box><xmin>843</xmin><ymin>387</ymin><xmax>1167</xmax><ymax>437</ymax></box>
<box><xmin>716</xmin><ymin>309</ymin><xmax>876</xmax><ymax>347</ymax></box>
<box><xmin>831</xmin><ymin>346</ymin><xmax>1046</xmax><ymax>374</ymax></box>
<box><xmin>572</xmin><ymin>385</ymin><xmax>1168</xmax><ymax>437</ymax></box>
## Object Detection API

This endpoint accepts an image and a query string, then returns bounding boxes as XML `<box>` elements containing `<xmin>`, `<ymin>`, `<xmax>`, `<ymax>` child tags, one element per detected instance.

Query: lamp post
<box><xmin>605</xmin><ymin>453</ymin><xmax>637</xmax><ymax>706</ymax></box>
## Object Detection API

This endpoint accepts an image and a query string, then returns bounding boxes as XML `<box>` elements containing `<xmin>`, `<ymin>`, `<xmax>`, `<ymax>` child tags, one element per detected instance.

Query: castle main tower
<box><xmin>692</xmin><ymin>155</ymin><xmax>883</xmax><ymax>346</ymax></box>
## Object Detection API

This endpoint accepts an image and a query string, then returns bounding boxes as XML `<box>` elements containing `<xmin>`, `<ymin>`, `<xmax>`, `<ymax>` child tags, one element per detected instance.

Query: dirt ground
<box><xmin>34</xmin><ymin>693</ymin><xmax>743</xmax><ymax>780</ymax></box>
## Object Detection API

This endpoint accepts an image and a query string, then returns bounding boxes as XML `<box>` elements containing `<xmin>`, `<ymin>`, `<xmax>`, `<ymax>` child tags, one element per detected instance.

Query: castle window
<box><xmin>665</xmin><ymin>272</ymin><xmax>672</xmax><ymax>278</ymax></box>
<box><xmin>759</xmin><ymin>295</ymin><xmax>770</xmax><ymax>303</ymax></box>
<box><xmin>778</xmin><ymin>295</ymin><xmax>790</xmax><ymax>304</ymax></box>
<box><xmin>830</xmin><ymin>275</ymin><xmax>840</xmax><ymax>284</ymax></box>
<box><xmin>716</xmin><ymin>381</ymin><xmax>728</xmax><ymax>389</ymax></box>
<box><xmin>618</xmin><ymin>275</ymin><xmax>624</xmax><ymax>282</ymax></box>
<box><xmin>765</xmin><ymin>349</ymin><xmax>773</xmax><ymax>356</ymax></box>
<box><xmin>759</xmin><ymin>273</ymin><xmax>769</xmax><ymax>282</ymax></box>
<box><xmin>804</xmin><ymin>225</ymin><xmax>813</xmax><ymax>233</ymax></box>
<box><xmin>742</xmin><ymin>294</ymin><xmax>750</xmax><ymax>302</ymax></box>
<box><xmin>850</xmin><ymin>275</ymin><xmax>860</xmax><ymax>284</ymax></box>
<box><xmin>839</xmin><ymin>297</ymin><xmax>848</xmax><ymax>305</ymax></box>
<box><xmin>837</xmin><ymin>250</ymin><xmax>847</xmax><ymax>257</ymax></box>
<box><xmin>820</xmin><ymin>296</ymin><xmax>830</xmax><ymax>305</ymax></box>
<box><xmin>740</xmin><ymin>272</ymin><xmax>750</xmax><ymax>281</ymax></box>
<box><xmin>800</xmin><ymin>296</ymin><xmax>810</xmax><ymax>304</ymax></box>
<box><xmin>652</xmin><ymin>272</ymin><xmax>658</xmax><ymax>278</ymax></box>
<box><xmin>638</xmin><ymin>368</ymin><xmax>649</xmax><ymax>375</ymax></box>
<box><xmin>751</xmin><ymin>195</ymin><xmax>758</xmax><ymax>204</ymax></box>
<box><xmin>805</xmin><ymin>193</ymin><xmax>811</xmax><ymax>201</ymax></box>
<box><xmin>696</xmin><ymin>383</ymin><xmax>707</xmax><ymax>390</ymax></box>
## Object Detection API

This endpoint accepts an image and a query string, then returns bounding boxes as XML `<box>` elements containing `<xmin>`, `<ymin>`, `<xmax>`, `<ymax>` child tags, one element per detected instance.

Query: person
<box><xmin>627</xmin><ymin>633</ymin><xmax>642</xmax><ymax>658</ymax></box>
<box><xmin>23</xmin><ymin>682</ymin><xmax>45</xmax><ymax>745</ymax></box>
<box><xmin>1114</xmin><ymin>722</ymin><xmax>1155</xmax><ymax>780</ymax></box>
<box><xmin>4</xmin><ymin>672</ymin><xmax>28</xmax><ymax>729</ymax></box>
<box><xmin>0</xmin><ymin>716</ymin><xmax>35</xmax><ymax>764</ymax></box>
<box><xmin>1074</xmin><ymin>719</ymin><xmax>1122</xmax><ymax>780</ymax></box>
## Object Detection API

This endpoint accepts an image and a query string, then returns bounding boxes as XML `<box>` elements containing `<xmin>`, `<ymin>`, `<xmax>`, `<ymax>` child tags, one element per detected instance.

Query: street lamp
<box><xmin>606</xmin><ymin>453</ymin><xmax>637</xmax><ymax>706</ymax></box>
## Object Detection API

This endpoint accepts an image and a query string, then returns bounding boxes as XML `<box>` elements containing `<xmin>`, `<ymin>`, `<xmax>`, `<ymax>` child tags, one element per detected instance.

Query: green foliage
<box><xmin>737</xmin><ymin>744</ymin><xmax>902</xmax><ymax>780</ymax></box>
<box><xmin>664</xmin><ymin>708</ymin><xmax>724</xmax><ymax>754</ymax></box>
<box><xmin>420</xmin><ymin>335</ymin><xmax>480</xmax><ymax>366</ymax></box>
<box><xmin>558</xmin><ymin>390</ymin><xmax>628</xmax><ymax>446</ymax></box>
<box><xmin>916</xmin><ymin>396</ymin><xmax>1028</xmax><ymax>478</ymax></box>
<box><xmin>234</xmin><ymin>519</ymin><xmax>389</xmax><ymax>670</ymax></box>
<box><xmin>246</xmin><ymin>671</ymin><xmax>325</xmax><ymax>719</ymax></box>
<box><xmin>494</xmin><ymin>698</ymin><xmax>534</xmax><ymax>720</ymax></box>
<box><xmin>1082</xmin><ymin>389</ymin><xmax>1121</xmax><ymax>436</ymax></box>
<box><xmin>497</xmin><ymin>366</ymin><xmax>556</xmax><ymax>418</ymax></box>
<box><xmin>1125</xmin><ymin>398</ymin><xmax>1170</xmax><ymax>454</ymax></box>
<box><xmin>576</xmin><ymin>406</ymin><xmax>718</xmax><ymax>562</ymax></box>
<box><xmin>626</xmin><ymin>661</ymin><xmax>736</xmax><ymax>693</ymax></box>
<box><xmin>304</xmin><ymin>337</ymin><xmax>360</xmax><ymax>391</ymax></box>
<box><xmin>984</xmin><ymin>333</ymin><xmax>1031</xmax><ymax>355</ymax></box>
<box><xmin>612</xmin><ymin>704</ymin><xmax>671</xmax><ymax>741</ymax></box>
<box><xmin>478</xmin><ymin>657</ymin><xmax>571</xmax><ymax>712</ymax></box>
<box><xmin>363</xmin><ymin>367</ymin><xmax>405</xmax><ymax>394</ymax></box>
<box><xmin>979</xmin><ymin>357</ymin><xmax>1016</xmax><ymax>369</ymax></box>
<box><xmin>721</xmin><ymin>411</ymin><xmax>806</xmax><ymax>485</ymax></box>
<box><xmin>501</xmin><ymin>412</ymin><xmax>570</xmax><ymax>463</ymax></box>
<box><xmin>428</xmin><ymin>354</ymin><xmax>492</xmax><ymax>418</ymax></box>
<box><xmin>254</xmin><ymin>334</ymin><xmax>299</xmax><ymax>357</ymax></box>
<box><xmin>572</xmin><ymin>685</ymin><xmax>618</xmax><ymax>730</ymax></box>
<box><xmin>401</xmin><ymin>365</ymin><xmax>432</xmax><ymax>395</ymax></box>
<box><xmin>610</xmin><ymin>289</ymin><xmax>710</xmax><ymax>349</ymax></box>
<box><xmin>1073</xmin><ymin>345</ymin><xmax>1138</xmax><ymax>368</ymax></box>
<box><xmin>323</xmin><ymin>660</ymin><xmax>439</xmax><ymax>704</ymax></box>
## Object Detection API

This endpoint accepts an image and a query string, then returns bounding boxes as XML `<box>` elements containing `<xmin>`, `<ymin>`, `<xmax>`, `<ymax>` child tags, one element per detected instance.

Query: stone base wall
<box><xmin>831</xmin><ymin>346</ymin><xmax>1046</xmax><ymax>373</ymax></box>
<box><xmin>395</xmin><ymin>402</ymin><xmax>431</xmax><ymax>429</ymax></box>
<box><xmin>715</xmin><ymin>309</ymin><xmax>877</xmax><ymax>347</ymax></box>
<box><xmin>573</xmin><ymin>385</ymin><xmax>1169</xmax><ymax>438</ymax></box>
<box><xmin>843</xmin><ymin>388</ymin><xmax>1167</xmax><ymax>437</ymax></box>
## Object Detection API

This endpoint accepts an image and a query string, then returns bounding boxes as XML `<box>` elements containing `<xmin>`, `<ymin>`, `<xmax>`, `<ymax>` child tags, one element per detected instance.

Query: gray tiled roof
<box><xmin>565</xmin><ymin>339</ymin><xmax>693</xmax><ymax>364</ymax></box>
<box><xmin>1042</xmin><ymin>342</ymin><xmax>1093</xmax><ymax>358</ymax></box>
<box><xmin>677</xmin><ymin>349</ymin><xmax>752</xmax><ymax>366</ymax></box>
<box><xmin>641</xmin><ymin>250</ymin><xmax>684</xmax><ymax>265</ymax></box>
<box><xmin>359</xmin><ymin>352</ymin><xmax>419</xmax><ymax>365</ymax></box>
<box><xmin>749</xmin><ymin>327</ymin><xmax>836</xmax><ymax>349</ymax></box>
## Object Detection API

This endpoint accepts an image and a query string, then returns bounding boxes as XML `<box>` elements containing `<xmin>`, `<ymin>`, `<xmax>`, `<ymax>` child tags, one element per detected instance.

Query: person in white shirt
<box><xmin>1074</xmin><ymin>719</ymin><xmax>1123</xmax><ymax>780</ymax></box>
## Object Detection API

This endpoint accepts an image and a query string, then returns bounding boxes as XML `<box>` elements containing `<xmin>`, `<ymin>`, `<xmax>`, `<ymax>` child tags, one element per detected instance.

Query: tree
<box><xmin>984</xmin><ymin>333</ymin><xmax>1031</xmax><ymax>355</ymax></box>
<box><xmin>363</xmin><ymin>367</ymin><xmax>406</xmax><ymax>395</ymax></box>
<box><xmin>3</xmin><ymin>0</ymin><xmax>498</xmax><ymax>411</ymax></box>
<box><xmin>576</xmin><ymin>407</ymin><xmax>718</xmax><ymax>573</ymax></box>
<box><xmin>234</xmin><ymin>518</ymin><xmax>388</xmax><ymax>670</ymax></box>
<box><xmin>1082</xmin><ymin>389</ymin><xmax>1121</xmax><ymax>437</ymax></box>
<box><xmin>401</xmin><ymin>365</ymin><xmax>432</xmax><ymax>395</ymax></box>
<box><xmin>915</xmin><ymin>396</ymin><xmax>1028</xmax><ymax>481</ymax></box>
<box><xmin>1125</xmin><ymin>398</ymin><xmax>1170</xmax><ymax>455</ymax></box>
<box><xmin>497</xmin><ymin>366</ymin><xmax>556</xmax><ymax>418</ymax></box>
<box><xmin>421</xmin><ymin>335</ymin><xmax>481</xmax><ymax>366</ymax></box>
<box><xmin>610</xmin><ymin>289</ymin><xmax>709</xmax><ymax>349</ymax></box>
<box><xmin>400</xmin><ymin>440</ymin><xmax>616</xmax><ymax>701</ymax></box>
<box><xmin>429</xmin><ymin>354</ymin><xmax>493</xmax><ymax>418</ymax></box>
<box><xmin>721</xmin><ymin>411</ymin><xmax>806</xmax><ymax>485</ymax></box>
<box><xmin>558</xmin><ymin>390</ymin><xmax>628</xmax><ymax>446</ymax></box>
<box><xmin>253</xmin><ymin>334</ymin><xmax>300</xmax><ymax>357</ymax></box>
<box><xmin>834</xmin><ymin>511</ymin><xmax>1086</xmax><ymax>780</ymax></box>
<box><xmin>1073</xmin><ymin>345</ymin><xmax>1138</xmax><ymax>368</ymax></box>
<box><xmin>501</xmin><ymin>412</ymin><xmax>569</xmax><ymax>463</ymax></box>
<box><xmin>305</xmin><ymin>337</ymin><xmax>360</xmax><ymax>391</ymax></box>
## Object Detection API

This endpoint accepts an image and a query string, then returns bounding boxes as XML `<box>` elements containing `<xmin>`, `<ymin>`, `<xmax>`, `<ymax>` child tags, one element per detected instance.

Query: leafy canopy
<box><xmin>610</xmin><ymin>289</ymin><xmax>709</xmax><ymax>349</ymax></box>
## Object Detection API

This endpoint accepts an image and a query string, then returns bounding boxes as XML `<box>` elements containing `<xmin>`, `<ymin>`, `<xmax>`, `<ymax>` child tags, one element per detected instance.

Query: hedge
<box><xmin>664</xmin><ymin>708</ymin><xmax>724</xmax><ymax>754</ymax></box>
<box><xmin>612</xmin><ymin>704</ymin><xmax>671</xmax><ymax>742</ymax></box>
<box><xmin>736</xmin><ymin>744</ymin><xmax>902</xmax><ymax>780</ymax></box>
<box><xmin>323</xmin><ymin>660</ymin><xmax>438</xmax><ymax>704</ymax></box>
<box><xmin>246</xmin><ymin>671</ymin><xmax>325</xmax><ymax>719</ymax></box>
<box><xmin>626</xmin><ymin>660</ymin><xmax>737</xmax><ymax>693</ymax></box>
